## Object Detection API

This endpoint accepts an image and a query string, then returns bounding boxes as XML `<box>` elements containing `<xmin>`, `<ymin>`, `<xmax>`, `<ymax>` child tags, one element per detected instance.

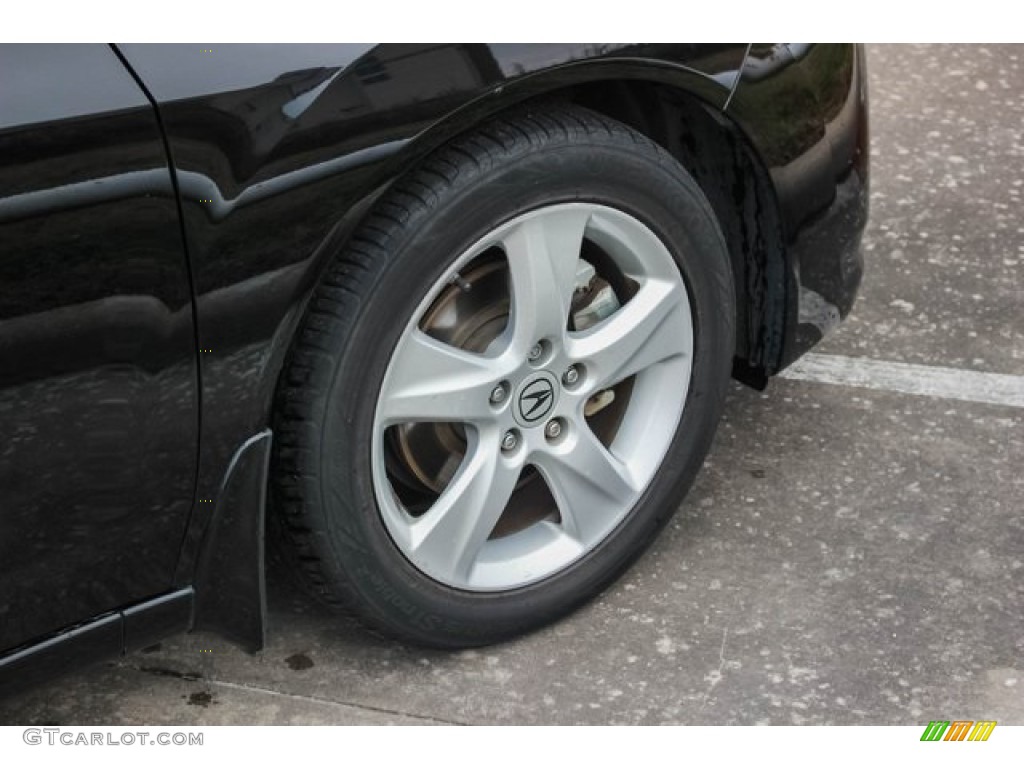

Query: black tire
<box><xmin>270</xmin><ymin>104</ymin><xmax>735</xmax><ymax>648</ymax></box>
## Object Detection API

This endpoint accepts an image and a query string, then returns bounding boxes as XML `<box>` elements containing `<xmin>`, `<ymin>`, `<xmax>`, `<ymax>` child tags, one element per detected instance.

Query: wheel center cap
<box><xmin>514</xmin><ymin>372</ymin><xmax>559</xmax><ymax>427</ymax></box>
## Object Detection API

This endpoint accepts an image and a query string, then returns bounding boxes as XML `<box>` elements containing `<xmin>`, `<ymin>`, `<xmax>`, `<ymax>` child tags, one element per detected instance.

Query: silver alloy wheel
<box><xmin>371</xmin><ymin>203</ymin><xmax>694</xmax><ymax>591</ymax></box>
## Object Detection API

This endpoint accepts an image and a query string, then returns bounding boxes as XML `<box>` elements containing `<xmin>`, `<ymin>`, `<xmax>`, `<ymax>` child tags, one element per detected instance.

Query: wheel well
<box><xmin>535</xmin><ymin>80</ymin><xmax>787</xmax><ymax>384</ymax></box>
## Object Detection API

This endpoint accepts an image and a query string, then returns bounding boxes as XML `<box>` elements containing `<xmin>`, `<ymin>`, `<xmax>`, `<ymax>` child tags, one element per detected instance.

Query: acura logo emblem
<box><xmin>516</xmin><ymin>375</ymin><xmax>557</xmax><ymax>424</ymax></box>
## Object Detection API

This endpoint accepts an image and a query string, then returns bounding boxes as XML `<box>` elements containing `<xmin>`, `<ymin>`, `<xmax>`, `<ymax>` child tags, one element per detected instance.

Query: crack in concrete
<box><xmin>702</xmin><ymin>628</ymin><xmax>729</xmax><ymax>706</ymax></box>
<box><xmin>127</xmin><ymin>664</ymin><xmax>465</xmax><ymax>725</ymax></box>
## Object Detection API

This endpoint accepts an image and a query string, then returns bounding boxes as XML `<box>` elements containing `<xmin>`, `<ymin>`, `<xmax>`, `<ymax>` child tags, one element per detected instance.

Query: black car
<box><xmin>0</xmin><ymin>43</ymin><xmax>868</xmax><ymax>693</ymax></box>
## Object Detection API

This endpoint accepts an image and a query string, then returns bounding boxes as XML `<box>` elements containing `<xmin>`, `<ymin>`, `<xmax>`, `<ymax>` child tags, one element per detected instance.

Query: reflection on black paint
<box><xmin>0</xmin><ymin>45</ymin><xmax>197</xmax><ymax>650</ymax></box>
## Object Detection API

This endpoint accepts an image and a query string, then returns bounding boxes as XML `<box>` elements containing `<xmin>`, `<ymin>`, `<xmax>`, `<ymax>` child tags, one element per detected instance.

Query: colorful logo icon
<box><xmin>920</xmin><ymin>720</ymin><xmax>996</xmax><ymax>742</ymax></box>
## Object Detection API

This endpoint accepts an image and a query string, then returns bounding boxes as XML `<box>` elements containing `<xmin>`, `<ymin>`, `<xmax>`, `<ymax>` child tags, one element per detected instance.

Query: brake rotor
<box><xmin>389</xmin><ymin>254</ymin><xmax>509</xmax><ymax>495</ymax></box>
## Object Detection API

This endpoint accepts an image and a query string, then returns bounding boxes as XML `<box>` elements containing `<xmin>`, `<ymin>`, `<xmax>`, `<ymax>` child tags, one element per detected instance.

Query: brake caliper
<box><xmin>571</xmin><ymin>260</ymin><xmax>620</xmax><ymax>417</ymax></box>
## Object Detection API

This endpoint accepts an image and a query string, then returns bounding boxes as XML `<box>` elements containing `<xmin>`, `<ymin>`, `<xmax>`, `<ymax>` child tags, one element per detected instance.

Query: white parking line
<box><xmin>779</xmin><ymin>353</ymin><xmax>1024</xmax><ymax>409</ymax></box>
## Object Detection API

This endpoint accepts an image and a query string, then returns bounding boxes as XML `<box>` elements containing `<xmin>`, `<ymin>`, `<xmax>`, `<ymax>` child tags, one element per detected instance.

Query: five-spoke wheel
<box><xmin>271</xmin><ymin>104</ymin><xmax>734</xmax><ymax>647</ymax></box>
<box><xmin>373</xmin><ymin>203</ymin><xmax>693</xmax><ymax>590</ymax></box>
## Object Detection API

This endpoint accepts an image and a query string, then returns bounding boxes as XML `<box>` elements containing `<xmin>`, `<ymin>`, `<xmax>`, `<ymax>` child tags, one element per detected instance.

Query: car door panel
<box><xmin>0</xmin><ymin>44</ymin><xmax>198</xmax><ymax>651</ymax></box>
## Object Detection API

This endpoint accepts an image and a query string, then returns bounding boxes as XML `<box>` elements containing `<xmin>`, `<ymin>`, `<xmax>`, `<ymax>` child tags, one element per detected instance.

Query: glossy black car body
<box><xmin>0</xmin><ymin>43</ymin><xmax>867</xmax><ymax>695</ymax></box>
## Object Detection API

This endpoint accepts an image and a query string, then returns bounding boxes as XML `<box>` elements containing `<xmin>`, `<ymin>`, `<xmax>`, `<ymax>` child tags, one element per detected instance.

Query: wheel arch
<box><xmin>263</xmin><ymin>61</ymin><xmax>787</xmax><ymax>419</ymax></box>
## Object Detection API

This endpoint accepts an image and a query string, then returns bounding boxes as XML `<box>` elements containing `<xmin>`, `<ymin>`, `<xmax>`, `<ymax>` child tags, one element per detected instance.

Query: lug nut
<box><xmin>544</xmin><ymin>419</ymin><xmax>563</xmax><ymax>440</ymax></box>
<box><xmin>562</xmin><ymin>365</ymin><xmax>580</xmax><ymax>386</ymax></box>
<box><xmin>528</xmin><ymin>343</ymin><xmax>543</xmax><ymax>362</ymax></box>
<box><xmin>501</xmin><ymin>430</ymin><xmax>519</xmax><ymax>452</ymax></box>
<box><xmin>490</xmin><ymin>383</ymin><xmax>508</xmax><ymax>404</ymax></box>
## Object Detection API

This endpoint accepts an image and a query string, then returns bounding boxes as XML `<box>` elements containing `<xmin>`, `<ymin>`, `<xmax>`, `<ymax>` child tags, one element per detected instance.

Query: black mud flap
<box><xmin>192</xmin><ymin>430</ymin><xmax>272</xmax><ymax>652</ymax></box>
